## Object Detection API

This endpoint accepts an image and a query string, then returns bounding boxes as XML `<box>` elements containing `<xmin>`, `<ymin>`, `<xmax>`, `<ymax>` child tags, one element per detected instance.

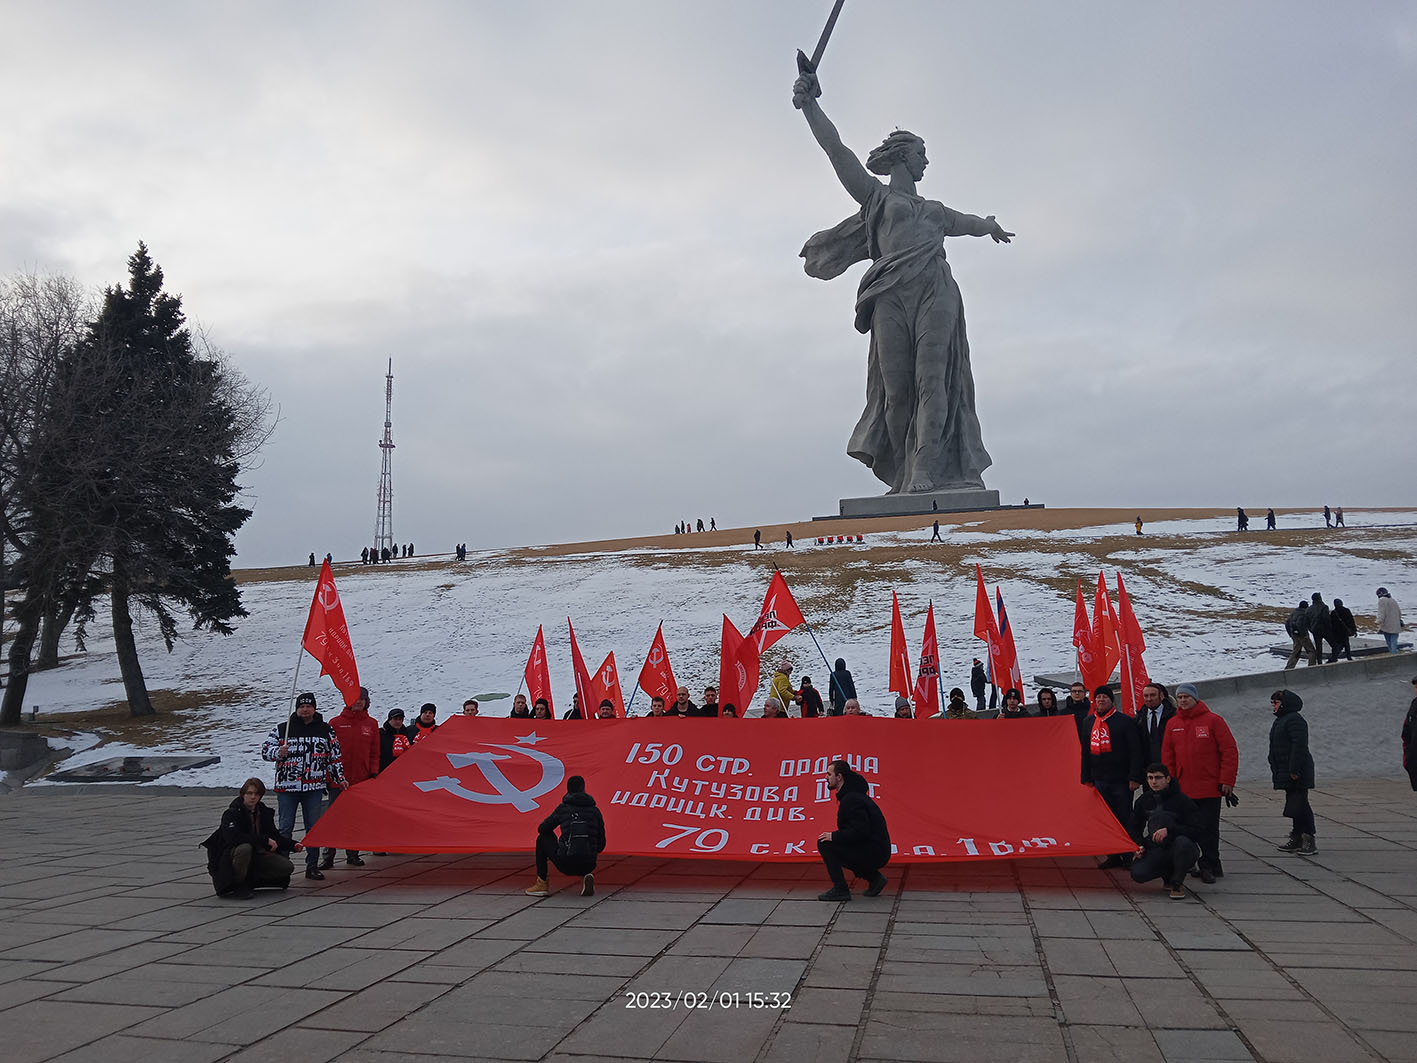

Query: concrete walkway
<box><xmin>2</xmin><ymin>778</ymin><xmax>1415</xmax><ymax>1063</ymax></box>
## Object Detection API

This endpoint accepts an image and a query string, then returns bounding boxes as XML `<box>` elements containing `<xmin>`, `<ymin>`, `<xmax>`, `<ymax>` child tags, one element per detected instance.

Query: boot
<box><xmin>1298</xmin><ymin>834</ymin><xmax>1318</xmax><ymax>855</ymax></box>
<box><xmin>318</xmin><ymin>850</ymin><xmax>335</xmax><ymax>871</ymax></box>
<box><xmin>525</xmin><ymin>877</ymin><xmax>549</xmax><ymax>897</ymax></box>
<box><xmin>581</xmin><ymin>873</ymin><xmax>595</xmax><ymax>897</ymax></box>
<box><xmin>1276</xmin><ymin>834</ymin><xmax>1301</xmax><ymax>853</ymax></box>
<box><xmin>817</xmin><ymin>886</ymin><xmax>851</xmax><ymax>902</ymax></box>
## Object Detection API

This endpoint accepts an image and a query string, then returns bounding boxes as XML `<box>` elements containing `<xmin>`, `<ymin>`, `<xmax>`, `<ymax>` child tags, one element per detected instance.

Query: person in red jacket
<box><xmin>1161</xmin><ymin>683</ymin><xmax>1239</xmax><ymax>884</ymax></box>
<box><xmin>324</xmin><ymin>686</ymin><xmax>380</xmax><ymax>869</ymax></box>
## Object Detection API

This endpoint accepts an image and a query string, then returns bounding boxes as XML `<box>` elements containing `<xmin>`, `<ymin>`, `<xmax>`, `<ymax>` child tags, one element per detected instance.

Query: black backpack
<box><xmin>559</xmin><ymin>810</ymin><xmax>595</xmax><ymax>860</ymax></box>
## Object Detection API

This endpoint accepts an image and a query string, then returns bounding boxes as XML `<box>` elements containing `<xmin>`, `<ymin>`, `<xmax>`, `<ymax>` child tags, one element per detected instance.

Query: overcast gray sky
<box><xmin>3</xmin><ymin>1</ymin><xmax>1415</xmax><ymax>568</ymax></box>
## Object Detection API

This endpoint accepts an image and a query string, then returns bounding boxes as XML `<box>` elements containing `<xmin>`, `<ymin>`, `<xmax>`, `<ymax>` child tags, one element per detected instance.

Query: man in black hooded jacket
<box><xmin>828</xmin><ymin>658</ymin><xmax>856</xmax><ymax>716</ymax></box>
<box><xmin>1128</xmin><ymin>763</ymin><xmax>1201</xmax><ymax>900</ymax></box>
<box><xmin>526</xmin><ymin>775</ymin><xmax>606</xmax><ymax>898</ymax></box>
<box><xmin>816</xmin><ymin>760</ymin><xmax>891</xmax><ymax>901</ymax></box>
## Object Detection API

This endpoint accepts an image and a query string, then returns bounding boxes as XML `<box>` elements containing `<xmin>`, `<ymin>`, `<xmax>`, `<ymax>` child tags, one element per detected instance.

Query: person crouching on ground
<box><xmin>817</xmin><ymin>760</ymin><xmax>891</xmax><ymax>901</ymax></box>
<box><xmin>1269</xmin><ymin>689</ymin><xmax>1317</xmax><ymax>855</ymax></box>
<box><xmin>526</xmin><ymin>775</ymin><xmax>606</xmax><ymax>898</ymax></box>
<box><xmin>1128</xmin><ymin>763</ymin><xmax>1201</xmax><ymax>900</ymax></box>
<box><xmin>201</xmin><ymin>778</ymin><xmax>295</xmax><ymax>899</ymax></box>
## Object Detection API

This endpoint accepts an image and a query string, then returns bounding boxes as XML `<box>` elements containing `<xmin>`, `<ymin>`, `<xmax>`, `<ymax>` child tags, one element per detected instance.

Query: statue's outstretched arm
<box><xmin>793</xmin><ymin>71</ymin><xmax>877</xmax><ymax>207</ymax></box>
<box><xmin>951</xmin><ymin>212</ymin><xmax>1014</xmax><ymax>244</ymax></box>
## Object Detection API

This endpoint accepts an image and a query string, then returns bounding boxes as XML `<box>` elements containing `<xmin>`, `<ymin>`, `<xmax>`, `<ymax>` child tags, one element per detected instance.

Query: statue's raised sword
<box><xmin>794</xmin><ymin>0</ymin><xmax>846</xmax><ymax>107</ymax></box>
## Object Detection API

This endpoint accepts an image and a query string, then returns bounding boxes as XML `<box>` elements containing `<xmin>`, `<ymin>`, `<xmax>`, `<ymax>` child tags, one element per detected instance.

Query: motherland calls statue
<box><xmin>793</xmin><ymin>66</ymin><xmax>1013</xmax><ymax>496</ymax></box>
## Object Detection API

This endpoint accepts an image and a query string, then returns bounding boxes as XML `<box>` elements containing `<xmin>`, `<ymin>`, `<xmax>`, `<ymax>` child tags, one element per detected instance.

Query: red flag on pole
<box><xmin>301</xmin><ymin>559</ymin><xmax>360</xmax><ymax>707</ymax></box>
<box><xmin>636</xmin><ymin>624</ymin><xmax>678</xmax><ymax>708</ymax></box>
<box><xmin>1114</xmin><ymin>574</ymin><xmax>1150</xmax><ymax>717</ymax></box>
<box><xmin>973</xmin><ymin>564</ymin><xmax>1003</xmax><ymax>689</ymax></box>
<box><xmin>749</xmin><ymin>570</ymin><xmax>807</xmax><ymax>654</ymax></box>
<box><xmin>913</xmin><ymin>601</ymin><xmax>940</xmax><ymax>718</ymax></box>
<box><xmin>567</xmin><ymin>619</ymin><xmax>594</xmax><ymax>722</ymax></box>
<box><xmin>592</xmin><ymin>652</ymin><xmax>627</xmax><ymax>718</ymax></box>
<box><xmin>995</xmin><ymin>587</ymin><xmax>1024</xmax><ymax>698</ymax></box>
<box><xmin>523</xmin><ymin>625</ymin><xmax>554</xmax><ymax>716</ymax></box>
<box><xmin>719</xmin><ymin>615</ymin><xmax>761</xmax><ymax>718</ymax></box>
<box><xmin>889</xmin><ymin>591</ymin><xmax>913</xmax><ymax>701</ymax></box>
<box><xmin>1092</xmin><ymin>571</ymin><xmax>1120</xmax><ymax>686</ymax></box>
<box><xmin>1072</xmin><ymin>582</ymin><xmax>1101</xmax><ymax>693</ymax></box>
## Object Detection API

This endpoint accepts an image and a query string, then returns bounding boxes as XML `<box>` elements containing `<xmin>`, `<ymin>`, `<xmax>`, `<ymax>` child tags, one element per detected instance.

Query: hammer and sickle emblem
<box><xmin>319</xmin><ymin>583</ymin><xmax>340</xmax><ymax>611</ymax></box>
<box><xmin>649</xmin><ymin>646</ymin><xmax>664</xmax><ymax>668</ymax></box>
<box><xmin>414</xmin><ymin>743</ymin><xmax>565</xmax><ymax>812</ymax></box>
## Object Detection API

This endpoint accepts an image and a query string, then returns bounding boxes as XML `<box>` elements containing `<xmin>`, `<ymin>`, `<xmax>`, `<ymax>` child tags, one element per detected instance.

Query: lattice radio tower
<box><xmin>373</xmin><ymin>358</ymin><xmax>396</xmax><ymax>555</ymax></box>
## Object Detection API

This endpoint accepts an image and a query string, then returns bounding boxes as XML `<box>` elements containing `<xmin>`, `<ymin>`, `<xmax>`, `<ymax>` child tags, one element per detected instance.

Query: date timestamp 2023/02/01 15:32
<box><xmin>624</xmin><ymin>990</ymin><xmax>793</xmax><ymax>1010</ymax></box>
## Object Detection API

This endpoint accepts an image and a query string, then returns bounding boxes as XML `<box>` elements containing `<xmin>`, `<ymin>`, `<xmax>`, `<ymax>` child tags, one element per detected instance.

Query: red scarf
<box><xmin>1090</xmin><ymin>709</ymin><xmax>1114</xmax><ymax>755</ymax></box>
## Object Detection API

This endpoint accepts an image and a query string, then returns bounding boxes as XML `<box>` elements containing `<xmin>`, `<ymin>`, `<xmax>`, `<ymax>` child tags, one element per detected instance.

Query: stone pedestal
<box><xmin>835</xmin><ymin>488</ymin><xmax>1001</xmax><ymax>519</ymax></box>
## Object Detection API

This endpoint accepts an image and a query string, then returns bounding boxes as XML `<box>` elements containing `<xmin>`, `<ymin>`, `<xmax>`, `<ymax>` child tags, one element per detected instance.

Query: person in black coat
<box><xmin>970</xmin><ymin>659</ymin><xmax>988</xmax><ymax>712</ymax></box>
<box><xmin>828</xmin><ymin>658</ymin><xmax>857</xmax><ymax>716</ymax></box>
<box><xmin>1403</xmin><ymin>678</ymin><xmax>1417</xmax><ymax>792</ymax></box>
<box><xmin>816</xmin><ymin>760</ymin><xmax>891</xmax><ymax>901</ymax></box>
<box><xmin>1308</xmin><ymin>593</ymin><xmax>1333</xmax><ymax>663</ymax></box>
<box><xmin>1128</xmin><ymin>763</ymin><xmax>1202</xmax><ymax>899</ymax></box>
<box><xmin>525</xmin><ymin>775</ymin><xmax>607</xmax><ymax>898</ymax></box>
<box><xmin>379</xmin><ymin>709</ymin><xmax>414</xmax><ymax>770</ymax></box>
<box><xmin>1135</xmin><ymin>682</ymin><xmax>1177</xmax><ymax>765</ymax></box>
<box><xmin>1036</xmin><ymin>687</ymin><xmax>1060</xmax><ymax>717</ymax></box>
<box><xmin>1269</xmin><ymin>689</ymin><xmax>1317</xmax><ymax>854</ymax></box>
<box><xmin>1327</xmin><ymin>598</ymin><xmax>1357</xmax><ymax>662</ymax></box>
<box><xmin>1063</xmin><ymin>681</ymin><xmax>1092</xmax><ymax>745</ymax></box>
<box><xmin>200</xmin><ymin>778</ymin><xmax>295</xmax><ymax>898</ymax></box>
<box><xmin>1081</xmin><ymin>686</ymin><xmax>1145</xmax><ymax>868</ymax></box>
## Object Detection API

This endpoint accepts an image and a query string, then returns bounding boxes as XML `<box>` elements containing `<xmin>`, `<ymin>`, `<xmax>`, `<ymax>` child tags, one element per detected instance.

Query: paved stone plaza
<box><xmin>1</xmin><ymin>779</ymin><xmax>1415</xmax><ymax>1063</ymax></box>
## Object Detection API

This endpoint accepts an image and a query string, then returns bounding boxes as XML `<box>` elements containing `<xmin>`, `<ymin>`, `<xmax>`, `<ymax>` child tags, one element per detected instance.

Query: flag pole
<box><xmin>287</xmin><ymin>648</ymin><xmax>304</xmax><ymax>711</ymax></box>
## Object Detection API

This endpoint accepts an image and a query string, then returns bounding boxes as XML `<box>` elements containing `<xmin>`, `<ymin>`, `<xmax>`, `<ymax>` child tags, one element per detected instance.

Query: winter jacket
<box><xmin>1127</xmin><ymin>779</ymin><xmax>1201</xmax><ymax>848</ymax></box>
<box><xmin>411</xmin><ymin>718</ymin><xmax>439</xmax><ymax>743</ymax></box>
<box><xmin>1135</xmin><ymin>703</ymin><xmax>1177</xmax><ymax>765</ymax></box>
<box><xmin>1308</xmin><ymin>597</ymin><xmax>1332</xmax><ymax>639</ymax></box>
<box><xmin>379</xmin><ymin>723</ymin><xmax>414</xmax><ymax>770</ymax></box>
<box><xmin>1285</xmin><ymin>604</ymin><xmax>1311</xmax><ymax>638</ymax></box>
<box><xmin>1402</xmin><ymin>698</ymin><xmax>1417</xmax><ymax>790</ymax></box>
<box><xmin>1330</xmin><ymin>604</ymin><xmax>1358</xmax><ymax>638</ymax></box>
<box><xmin>970</xmin><ymin>663</ymin><xmax>987</xmax><ymax>697</ymax></box>
<box><xmin>200</xmin><ymin>797</ymin><xmax>294</xmax><ymax>895</ymax></box>
<box><xmin>1081</xmin><ymin>708</ymin><xmax>1144</xmax><ymax>785</ymax></box>
<box><xmin>829</xmin><ymin>659</ymin><xmax>857</xmax><ymax>715</ymax></box>
<box><xmin>260</xmin><ymin>712</ymin><xmax>347</xmax><ymax>792</ymax></box>
<box><xmin>330</xmin><ymin>707</ymin><xmax>380</xmax><ymax>783</ymax></box>
<box><xmin>769</xmin><ymin>672</ymin><xmax>798</xmax><ymax>714</ymax></box>
<box><xmin>537</xmin><ymin>790</ymin><xmax>607</xmax><ymax>861</ymax></box>
<box><xmin>830</xmin><ymin>767</ymin><xmax>891</xmax><ymax>866</ymax></box>
<box><xmin>1161</xmin><ymin>700</ymin><xmax>1239</xmax><ymax>800</ymax></box>
<box><xmin>1377</xmin><ymin>595</ymin><xmax>1403</xmax><ymax>634</ymax></box>
<box><xmin>1063</xmin><ymin>696</ymin><xmax>1092</xmax><ymax>744</ymax></box>
<box><xmin>1268</xmin><ymin>690</ymin><xmax>1315</xmax><ymax>789</ymax></box>
<box><xmin>799</xmin><ymin>685</ymin><xmax>825</xmax><ymax>718</ymax></box>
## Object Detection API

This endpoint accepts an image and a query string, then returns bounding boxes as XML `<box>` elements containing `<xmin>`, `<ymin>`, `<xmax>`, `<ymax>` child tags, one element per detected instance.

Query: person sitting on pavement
<box><xmin>816</xmin><ymin>760</ymin><xmax>891</xmax><ymax>902</ymax></box>
<box><xmin>200</xmin><ymin>777</ymin><xmax>295</xmax><ymax>898</ymax></box>
<box><xmin>260</xmin><ymin>692</ymin><xmax>347</xmax><ymax>881</ymax></box>
<box><xmin>1127</xmin><ymin>763</ymin><xmax>1202</xmax><ymax>900</ymax></box>
<box><xmin>525</xmin><ymin>774</ymin><xmax>607</xmax><ymax>898</ymax></box>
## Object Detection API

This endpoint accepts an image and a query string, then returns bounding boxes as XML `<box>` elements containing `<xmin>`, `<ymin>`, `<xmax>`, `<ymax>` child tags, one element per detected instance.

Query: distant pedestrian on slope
<box><xmin>1269</xmin><ymin>689</ymin><xmax>1317</xmax><ymax>855</ymax></box>
<box><xmin>697</xmin><ymin>518</ymin><xmax>704</xmax><ymax>532</ymax></box>
<box><xmin>1323</xmin><ymin>505</ymin><xmax>1332</xmax><ymax>528</ymax></box>
<box><xmin>1335</xmin><ymin>507</ymin><xmax>1345</xmax><ymax>527</ymax></box>
<box><xmin>754</xmin><ymin>529</ymin><xmax>762</xmax><ymax>549</ymax></box>
<box><xmin>786</xmin><ymin>529</ymin><xmax>794</xmax><ymax>548</ymax></box>
<box><xmin>829</xmin><ymin>658</ymin><xmax>857</xmax><ymax>715</ymax></box>
<box><xmin>1236</xmin><ymin>507</ymin><xmax>1249</xmax><ymax>532</ymax></box>
<box><xmin>1135</xmin><ymin>516</ymin><xmax>1143</xmax><ymax>536</ymax></box>
<box><xmin>1284</xmin><ymin>601</ymin><xmax>1318</xmax><ymax>669</ymax></box>
<box><xmin>1266</xmin><ymin>508</ymin><xmax>1276</xmax><ymax>531</ymax></box>
<box><xmin>308</xmin><ymin>552</ymin><xmax>316</xmax><ymax>567</ymax></box>
<box><xmin>1377</xmin><ymin>588</ymin><xmax>1404</xmax><ymax>654</ymax></box>
<box><xmin>1328</xmin><ymin>599</ymin><xmax>1357</xmax><ymax>662</ymax></box>
<box><xmin>710</xmin><ymin>517</ymin><xmax>717</xmax><ymax>531</ymax></box>
<box><xmin>931</xmin><ymin>520</ymin><xmax>942</xmax><ymax>542</ymax></box>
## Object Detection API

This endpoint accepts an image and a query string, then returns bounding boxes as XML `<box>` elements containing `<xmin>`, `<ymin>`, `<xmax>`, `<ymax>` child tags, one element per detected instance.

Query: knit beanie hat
<box><xmin>1175</xmin><ymin>683</ymin><xmax>1200</xmax><ymax>699</ymax></box>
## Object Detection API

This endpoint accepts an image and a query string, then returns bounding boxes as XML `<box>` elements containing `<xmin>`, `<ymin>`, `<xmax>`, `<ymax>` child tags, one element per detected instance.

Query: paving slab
<box><xmin>3</xmin><ymin>778</ymin><xmax>1416</xmax><ymax>1062</ymax></box>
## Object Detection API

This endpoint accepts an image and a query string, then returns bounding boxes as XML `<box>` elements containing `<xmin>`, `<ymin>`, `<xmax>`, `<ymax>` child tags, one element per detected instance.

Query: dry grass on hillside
<box><xmin>35</xmin><ymin>685</ymin><xmax>255</xmax><ymax>749</ymax></box>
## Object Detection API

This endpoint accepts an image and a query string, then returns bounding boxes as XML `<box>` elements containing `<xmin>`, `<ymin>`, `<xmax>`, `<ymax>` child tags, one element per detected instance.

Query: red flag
<box><xmin>1071</xmin><ymin>582</ymin><xmax>1099</xmax><ymax>691</ymax></box>
<box><xmin>889</xmin><ymin>592</ymin><xmax>913</xmax><ymax>700</ymax></box>
<box><xmin>592</xmin><ymin>652</ymin><xmax>627</xmax><ymax>718</ymax></box>
<box><xmin>567</xmin><ymin>619</ymin><xmax>594</xmax><ymax>722</ymax></box>
<box><xmin>749</xmin><ymin>570</ymin><xmax>807</xmax><ymax>654</ymax></box>
<box><xmin>972</xmin><ymin>564</ymin><xmax>1003</xmax><ymax>688</ymax></box>
<box><xmin>913</xmin><ymin>601</ymin><xmax>940</xmax><ymax>718</ymax></box>
<box><xmin>301</xmin><ymin>559</ymin><xmax>360</xmax><ymax>707</ymax></box>
<box><xmin>719</xmin><ymin>615</ymin><xmax>761</xmax><ymax>718</ymax></box>
<box><xmin>995</xmin><ymin>587</ymin><xmax>1025</xmax><ymax>698</ymax></box>
<box><xmin>523</xmin><ymin>625</ymin><xmax>554</xmax><ymax>716</ymax></box>
<box><xmin>1114</xmin><ymin>574</ymin><xmax>1150</xmax><ymax>717</ymax></box>
<box><xmin>636</xmin><ymin>624</ymin><xmax>678</xmax><ymax>707</ymax></box>
<box><xmin>1092</xmin><ymin>571</ymin><xmax>1120</xmax><ymax>685</ymax></box>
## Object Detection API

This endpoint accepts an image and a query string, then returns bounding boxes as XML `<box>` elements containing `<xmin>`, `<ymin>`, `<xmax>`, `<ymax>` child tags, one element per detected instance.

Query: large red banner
<box><xmin>305</xmin><ymin>717</ymin><xmax>1134</xmax><ymax>862</ymax></box>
